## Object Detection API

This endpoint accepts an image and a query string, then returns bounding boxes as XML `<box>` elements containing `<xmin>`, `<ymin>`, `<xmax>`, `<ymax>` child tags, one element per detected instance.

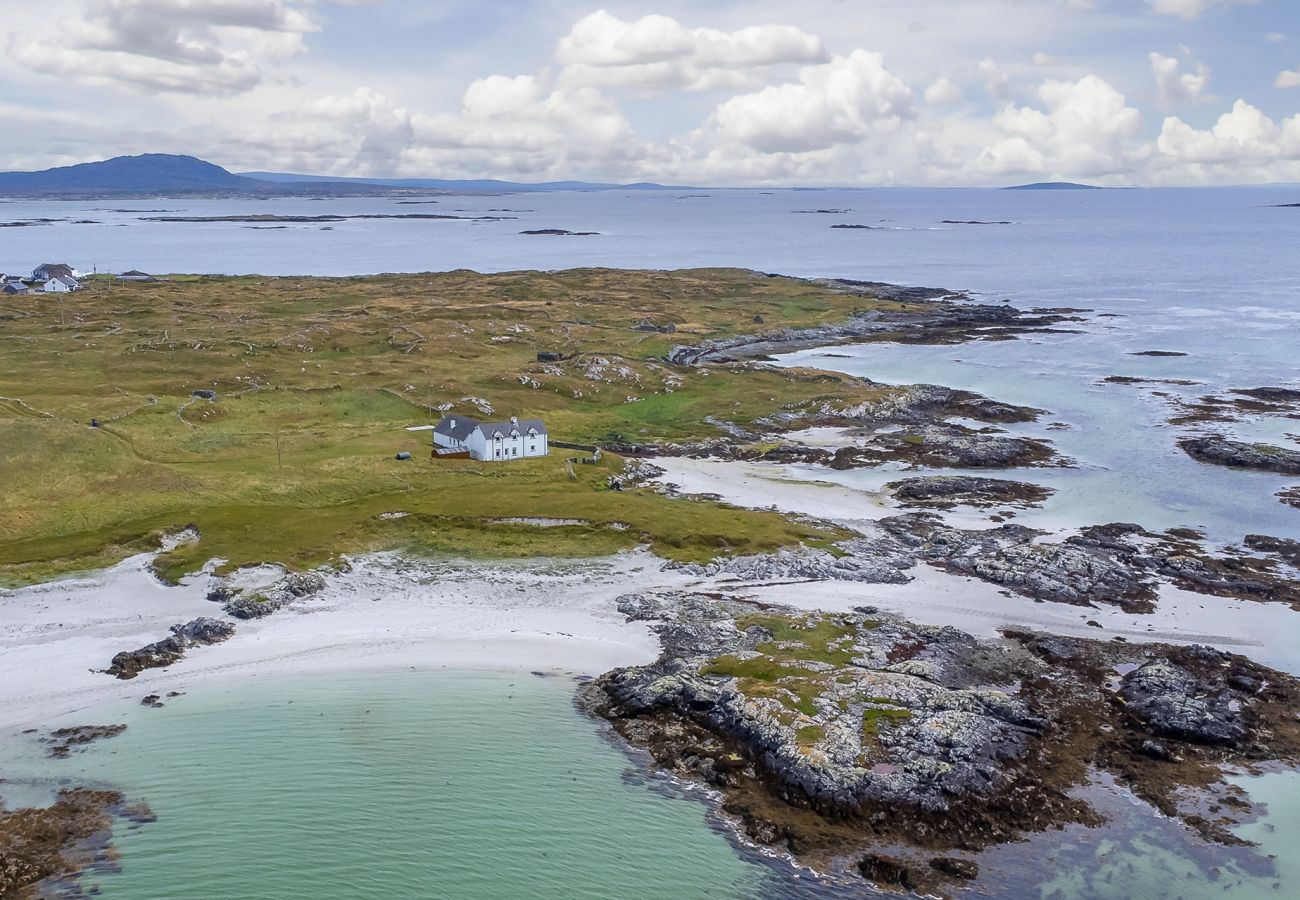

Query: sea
<box><xmin>2</xmin><ymin>187</ymin><xmax>1299</xmax><ymax>898</ymax></box>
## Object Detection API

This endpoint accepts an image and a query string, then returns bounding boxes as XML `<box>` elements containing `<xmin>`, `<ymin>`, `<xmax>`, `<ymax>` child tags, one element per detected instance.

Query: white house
<box><xmin>42</xmin><ymin>275</ymin><xmax>81</xmax><ymax>293</ymax></box>
<box><xmin>415</xmin><ymin>415</ymin><xmax>549</xmax><ymax>461</ymax></box>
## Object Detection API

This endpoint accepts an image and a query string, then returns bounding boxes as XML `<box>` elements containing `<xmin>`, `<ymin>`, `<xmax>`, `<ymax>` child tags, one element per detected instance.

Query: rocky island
<box><xmin>585</xmin><ymin>592</ymin><xmax>1300</xmax><ymax>892</ymax></box>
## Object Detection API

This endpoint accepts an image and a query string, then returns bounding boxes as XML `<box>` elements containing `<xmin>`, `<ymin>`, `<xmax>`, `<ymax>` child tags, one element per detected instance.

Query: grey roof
<box><xmin>3</xmin><ymin>282</ymin><xmax>29</xmax><ymax>293</ymax></box>
<box><xmin>47</xmin><ymin>275</ymin><xmax>79</xmax><ymax>287</ymax></box>
<box><xmin>434</xmin><ymin>415</ymin><xmax>479</xmax><ymax>442</ymax></box>
<box><xmin>35</xmin><ymin>263</ymin><xmax>74</xmax><ymax>278</ymax></box>
<box><xmin>476</xmin><ymin>418</ymin><xmax>547</xmax><ymax>438</ymax></box>
<box><xmin>434</xmin><ymin>415</ymin><xmax>547</xmax><ymax>441</ymax></box>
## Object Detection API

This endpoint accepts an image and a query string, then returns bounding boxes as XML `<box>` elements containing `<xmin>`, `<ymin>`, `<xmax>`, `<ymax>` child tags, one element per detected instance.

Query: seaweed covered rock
<box><xmin>888</xmin><ymin>475</ymin><xmax>1054</xmax><ymax>509</ymax></box>
<box><xmin>1179</xmin><ymin>436</ymin><xmax>1300</xmax><ymax>475</ymax></box>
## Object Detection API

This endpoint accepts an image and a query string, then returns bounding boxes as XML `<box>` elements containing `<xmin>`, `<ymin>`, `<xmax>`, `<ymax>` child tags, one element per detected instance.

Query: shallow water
<box><xmin>775</xmin><ymin>335</ymin><xmax>1299</xmax><ymax>543</ymax></box>
<box><xmin>3</xmin><ymin>671</ymin><xmax>1296</xmax><ymax>900</ymax></box>
<box><xmin>6</xmin><ymin>672</ymin><xmax>837</xmax><ymax>899</ymax></box>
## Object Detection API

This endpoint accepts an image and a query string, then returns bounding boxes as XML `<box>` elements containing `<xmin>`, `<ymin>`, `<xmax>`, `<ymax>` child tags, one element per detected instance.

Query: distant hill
<box><xmin>0</xmin><ymin>154</ymin><xmax>437</xmax><ymax>198</ymax></box>
<box><xmin>0</xmin><ymin>153</ymin><xmax>684</xmax><ymax>197</ymax></box>
<box><xmin>240</xmin><ymin>171</ymin><xmax>682</xmax><ymax>193</ymax></box>
<box><xmin>0</xmin><ymin>154</ymin><xmax>259</xmax><ymax>196</ymax></box>
<box><xmin>1002</xmin><ymin>182</ymin><xmax>1104</xmax><ymax>191</ymax></box>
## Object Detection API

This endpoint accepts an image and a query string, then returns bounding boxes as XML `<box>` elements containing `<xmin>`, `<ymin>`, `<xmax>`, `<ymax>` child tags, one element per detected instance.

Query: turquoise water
<box><xmin>3</xmin><ymin>670</ymin><xmax>1297</xmax><ymax>898</ymax></box>
<box><xmin>40</xmin><ymin>672</ymin><xmax>829</xmax><ymax>900</ymax></box>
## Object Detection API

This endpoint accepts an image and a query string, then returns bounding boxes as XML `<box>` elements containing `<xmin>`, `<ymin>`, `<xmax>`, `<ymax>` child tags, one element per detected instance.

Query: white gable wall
<box><xmin>467</xmin><ymin>427</ymin><xmax>547</xmax><ymax>461</ymax></box>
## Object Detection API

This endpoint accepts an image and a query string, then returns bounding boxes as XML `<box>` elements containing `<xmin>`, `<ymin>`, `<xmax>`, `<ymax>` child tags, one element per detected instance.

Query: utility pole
<box><xmin>276</xmin><ymin>426</ymin><xmax>283</xmax><ymax>468</ymax></box>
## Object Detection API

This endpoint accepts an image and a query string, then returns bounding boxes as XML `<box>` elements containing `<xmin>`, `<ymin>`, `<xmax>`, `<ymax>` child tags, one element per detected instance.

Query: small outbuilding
<box><xmin>118</xmin><ymin>270</ymin><xmax>154</xmax><ymax>282</ymax></box>
<box><xmin>2</xmin><ymin>282</ymin><xmax>29</xmax><ymax>295</ymax></box>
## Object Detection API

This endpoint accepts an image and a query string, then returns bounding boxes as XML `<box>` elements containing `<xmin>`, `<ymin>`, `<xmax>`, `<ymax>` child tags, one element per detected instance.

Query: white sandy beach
<box><xmin>4</xmin><ymin>509</ymin><xmax>1297</xmax><ymax>739</ymax></box>
<box><xmin>0</xmin><ymin>550</ymin><xmax>686</xmax><ymax>731</ymax></box>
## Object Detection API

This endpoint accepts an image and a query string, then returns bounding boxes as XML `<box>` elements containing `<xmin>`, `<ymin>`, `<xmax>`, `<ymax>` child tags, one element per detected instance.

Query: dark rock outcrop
<box><xmin>1179</xmin><ymin>436</ymin><xmax>1300</xmax><ymax>475</ymax></box>
<box><xmin>45</xmin><ymin>725</ymin><xmax>127</xmax><ymax>758</ymax></box>
<box><xmin>585</xmin><ymin>591</ymin><xmax>1300</xmax><ymax>876</ymax></box>
<box><xmin>888</xmin><ymin>475</ymin><xmax>1055</xmax><ymax>509</ymax></box>
<box><xmin>1120</xmin><ymin>654</ymin><xmax>1245</xmax><ymax>746</ymax></box>
<box><xmin>220</xmin><ymin>570</ymin><xmax>327</xmax><ymax>619</ymax></box>
<box><xmin>106</xmin><ymin>617</ymin><xmax>235</xmax><ymax>679</ymax></box>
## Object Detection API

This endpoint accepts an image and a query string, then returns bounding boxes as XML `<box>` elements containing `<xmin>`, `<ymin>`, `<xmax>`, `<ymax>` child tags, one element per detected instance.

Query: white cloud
<box><xmin>1147</xmin><ymin>0</ymin><xmax>1259</xmax><ymax>20</ymax></box>
<box><xmin>707</xmin><ymin>50</ymin><xmax>915</xmax><ymax>153</ymax></box>
<box><xmin>1277</xmin><ymin>68</ymin><xmax>1300</xmax><ymax>89</ymax></box>
<box><xmin>1265</xmin><ymin>33</ymin><xmax>1287</xmax><ymax>43</ymax></box>
<box><xmin>978</xmin><ymin>58</ymin><xmax>1010</xmax><ymax>101</ymax></box>
<box><xmin>555</xmin><ymin>10</ymin><xmax>825</xmax><ymax>91</ymax></box>
<box><xmin>1159</xmin><ymin>99</ymin><xmax>1300</xmax><ymax>172</ymax></box>
<box><xmin>1150</xmin><ymin>50</ymin><xmax>1208</xmax><ymax>104</ymax></box>
<box><xmin>978</xmin><ymin>75</ymin><xmax>1145</xmax><ymax>177</ymax></box>
<box><xmin>10</xmin><ymin>0</ymin><xmax>317</xmax><ymax>94</ymax></box>
<box><xmin>1031</xmin><ymin>52</ymin><xmax>1056</xmax><ymax>67</ymax></box>
<box><xmin>923</xmin><ymin>77</ymin><xmax>962</xmax><ymax>106</ymax></box>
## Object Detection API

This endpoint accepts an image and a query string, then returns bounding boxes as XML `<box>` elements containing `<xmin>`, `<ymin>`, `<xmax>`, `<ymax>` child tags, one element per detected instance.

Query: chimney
<box><xmin>449</xmin><ymin>418</ymin><xmax>456</xmax><ymax>428</ymax></box>
<box><xmin>510</xmin><ymin>416</ymin><xmax>518</xmax><ymax>425</ymax></box>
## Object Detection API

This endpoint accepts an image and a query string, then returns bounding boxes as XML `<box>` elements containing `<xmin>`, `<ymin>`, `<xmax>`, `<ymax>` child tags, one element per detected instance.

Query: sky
<box><xmin>1</xmin><ymin>0</ymin><xmax>1298</xmax><ymax>186</ymax></box>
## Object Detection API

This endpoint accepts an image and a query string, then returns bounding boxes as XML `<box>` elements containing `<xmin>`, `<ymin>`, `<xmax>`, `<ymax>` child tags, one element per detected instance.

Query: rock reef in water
<box><xmin>44</xmin><ymin>724</ymin><xmax>127</xmax><ymax>758</ymax></box>
<box><xmin>105</xmin><ymin>617</ymin><xmax>235</xmax><ymax>679</ymax></box>
<box><xmin>584</xmin><ymin>592</ymin><xmax>1300</xmax><ymax>891</ymax></box>
<box><xmin>887</xmin><ymin>475</ymin><xmax>1054</xmax><ymax>509</ymax></box>
<box><xmin>1168</xmin><ymin>387</ymin><xmax>1300</xmax><ymax>427</ymax></box>
<box><xmin>669</xmin><ymin>516</ymin><xmax>1300</xmax><ymax>613</ymax></box>
<box><xmin>0</xmin><ymin>789</ymin><xmax>154</xmax><ymax>897</ymax></box>
<box><xmin>1179</xmin><ymin>435</ymin><xmax>1300</xmax><ymax>475</ymax></box>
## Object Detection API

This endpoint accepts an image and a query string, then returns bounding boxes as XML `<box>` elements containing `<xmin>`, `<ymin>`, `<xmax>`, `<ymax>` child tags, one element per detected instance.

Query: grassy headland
<box><xmin>0</xmin><ymin>268</ymin><xmax>912</xmax><ymax>585</ymax></box>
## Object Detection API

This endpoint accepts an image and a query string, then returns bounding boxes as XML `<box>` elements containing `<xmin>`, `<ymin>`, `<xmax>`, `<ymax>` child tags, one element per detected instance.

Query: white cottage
<box><xmin>42</xmin><ymin>275</ymin><xmax>81</xmax><ymax>293</ymax></box>
<box><xmin>426</xmin><ymin>415</ymin><xmax>549</xmax><ymax>461</ymax></box>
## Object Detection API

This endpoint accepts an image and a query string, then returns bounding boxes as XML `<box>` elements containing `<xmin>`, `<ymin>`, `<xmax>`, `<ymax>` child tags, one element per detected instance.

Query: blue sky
<box><xmin>1</xmin><ymin>0</ymin><xmax>1297</xmax><ymax>185</ymax></box>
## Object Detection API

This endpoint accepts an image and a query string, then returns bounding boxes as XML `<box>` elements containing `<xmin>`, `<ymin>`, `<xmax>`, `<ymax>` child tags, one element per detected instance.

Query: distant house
<box><xmin>3</xmin><ymin>282</ymin><xmax>29</xmax><ymax>295</ymax></box>
<box><xmin>42</xmin><ymin>275</ymin><xmax>80</xmax><ymax>293</ymax></box>
<box><xmin>118</xmin><ymin>270</ymin><xmax>154</xmax><ymax>282</ymax></box>
<box><xmin>33</xmin><ymin>263</ymin><xmax>76</xmax><ymax>281</ymax></box>
<box><xmin>425</xmin><ymin>415</ymin><xmax>549</xmax><ymax>461</ymax></box>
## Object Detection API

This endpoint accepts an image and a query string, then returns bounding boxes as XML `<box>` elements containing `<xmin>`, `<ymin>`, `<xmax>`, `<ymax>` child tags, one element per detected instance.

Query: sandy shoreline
<box><xmin>4</xmin><ymin>522</ymin><xmax>1297</xmax><ymax>739</ymax></box>
<box><xmin>0</xmin><ymin>551</ymin><xmax>684</xmax><ymax>732</ymax></box>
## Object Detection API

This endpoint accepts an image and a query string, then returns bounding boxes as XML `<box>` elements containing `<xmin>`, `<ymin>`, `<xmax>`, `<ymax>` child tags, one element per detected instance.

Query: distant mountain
<box><xmin>0</xmin><ymin>153</ymin><xmax>687</xmax><ymax>197</ymax></box>
<box><xmin>0</xmin><ymin>154</ymin><xmax>259</xmax><ymax>196</ymax></box>
<box><xmin>0</xmin><ymin>154</ymin><xmax>437</xmax><ymax>198</ymax></box>
<box><xmin>1002</xmin><ymin>182</ymin><xmax>1105</xmax><ymax>191</ymax></box>
<box><xmin>240</xmin><ymin>171</ymin><xmax>683</xmax><ymax>193</ymax></box>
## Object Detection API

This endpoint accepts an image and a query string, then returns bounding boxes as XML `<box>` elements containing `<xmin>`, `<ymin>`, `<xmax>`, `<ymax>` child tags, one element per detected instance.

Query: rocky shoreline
<box><xmin>666</xmin><ymin>280</ymin><xmax>1086</xmax><ymax>366</ymax></box>
<box><xmin>603</xmin><ymin>381</ymin><xmax>1070</xmax><ymax>471</ymax></box>
<box><xmin>582</xmin><ymin>591</ymin><xmax>1300</xmax><ymax>894</ymax></box>
<box><xmin>664</xmin><ymin>513</ymin><xmax>1300</xmax><ymax>613</ymax></box>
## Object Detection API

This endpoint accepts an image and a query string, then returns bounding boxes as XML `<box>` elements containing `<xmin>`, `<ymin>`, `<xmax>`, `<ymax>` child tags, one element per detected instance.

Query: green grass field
<box><xmin>0</xmin><ymin>268</ymin><xmax>905</xmax><ymax>585</ymax></box>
